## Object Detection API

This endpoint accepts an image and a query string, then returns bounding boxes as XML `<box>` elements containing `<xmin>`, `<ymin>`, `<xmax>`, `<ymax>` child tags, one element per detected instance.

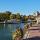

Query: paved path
<box><xmin>28</xmin><ymin>24</ymin><xmax>40</xmax><ymax>40</ymax></box>
<box><xmin>23</xmin><ymin>24</ymin><xmax>40</xmax><ymax>40</ymax></box>
<box><xmin>29</xmin><ymin>27</ymin><xmax>40</xmax><ymax>38</ymax></box>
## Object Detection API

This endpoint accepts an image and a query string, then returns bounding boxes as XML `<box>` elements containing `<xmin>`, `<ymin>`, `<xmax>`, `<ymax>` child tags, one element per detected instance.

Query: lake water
<box><xmin>0</xmin><ymin>23</ymin><xmax>25</xmax><ymax>40</ymax></box>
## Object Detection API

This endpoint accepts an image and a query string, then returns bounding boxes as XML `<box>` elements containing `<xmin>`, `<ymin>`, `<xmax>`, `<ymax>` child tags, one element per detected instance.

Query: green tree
<box><xmin>10</xmin><ymin>14</ymin><xmax>16</xmax><ymax>19</ymax></box>
<box><xmin>16</xmin><ymin>13</ymin><xmax>21</xmax><ymax>20</ymax></box>
<box><xmin>23</xmin><ymin>15</ymin><xmax>27</xmax><ymax>21</ymax></box>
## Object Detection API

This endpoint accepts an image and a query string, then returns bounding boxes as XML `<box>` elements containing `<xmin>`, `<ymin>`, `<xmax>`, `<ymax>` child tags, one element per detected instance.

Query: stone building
<box><xmin>36</xmin><ymin>14</ymin><xmax>40</xmax><ymax>24</ymax></box>
<box><xmin>36</xmin><ymin>12</ymin><xmax>40</xmax><ymax>24</ymax></box>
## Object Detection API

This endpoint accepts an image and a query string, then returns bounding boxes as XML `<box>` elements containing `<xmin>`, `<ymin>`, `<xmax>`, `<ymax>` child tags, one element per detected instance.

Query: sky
<box><xmin>0</xmin><ymin>0</ymin><xmax>40</xmax><ymax>15</ymax></box>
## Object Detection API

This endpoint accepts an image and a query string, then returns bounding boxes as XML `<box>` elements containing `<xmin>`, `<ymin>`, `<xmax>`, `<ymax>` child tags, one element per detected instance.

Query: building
<box><xmin>36</xmin><ymin>15</ymin><xmax>40</xmax><ymax>24</ymax></box>
<box><xmin>36</xmin><ymin>12</ymin><xmax>40</xmax><ymax>24</ymax></box>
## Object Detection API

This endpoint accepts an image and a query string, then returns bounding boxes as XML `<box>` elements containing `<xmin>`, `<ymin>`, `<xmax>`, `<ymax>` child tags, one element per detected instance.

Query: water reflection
<box><xmin>0</xmin><ymin>23</ymin><xmax>25</xmax><ymax>40</ymax></box>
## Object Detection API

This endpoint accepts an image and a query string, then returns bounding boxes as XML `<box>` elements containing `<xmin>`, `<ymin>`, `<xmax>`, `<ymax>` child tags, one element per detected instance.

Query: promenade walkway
<box><xmin>23</xmin><ymin>24</ymin><xmax>40</xmax><ymax>40</ymax></box>
<box><xmin>29</xmin><ymin>27</ymin><xmax>40</xmax><ymax>38</ymax></box>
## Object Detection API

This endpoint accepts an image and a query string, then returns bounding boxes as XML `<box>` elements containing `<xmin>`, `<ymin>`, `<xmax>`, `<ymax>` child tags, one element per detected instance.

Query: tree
<box><xmin>16</xmin><ymin>13</ymin><xmax>21</xmax><ymax>20</ymax></box>
<box><xmin>22</xmin><ymin>15</ymin><xmax>28</xmax><ymax>21</ymax></box>
<box><xmin>5</xmin><ymin>11</ymin><xmax>11</xmax><ymax>20</ymax></box>
<box><xmin>5</xmin><ymin>11</ymin><xmax>11</xmax><ymax>14</ymax></box>
<box><xmin>0</xmin><ymin>11</ymin><xmax>11</xmax><ymax>21</ymax></box>
<box><xmin>10</xmin><ymin>14</ymin><xmax>16</xmax><ymax>19</ymax></box>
